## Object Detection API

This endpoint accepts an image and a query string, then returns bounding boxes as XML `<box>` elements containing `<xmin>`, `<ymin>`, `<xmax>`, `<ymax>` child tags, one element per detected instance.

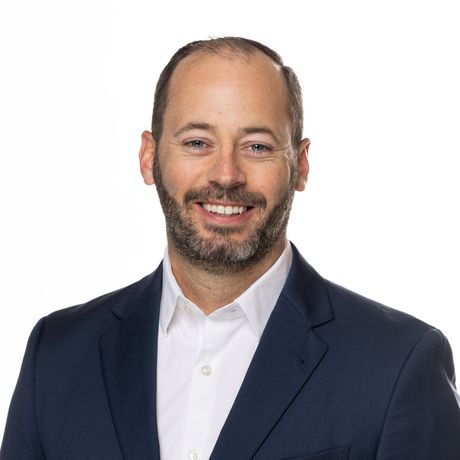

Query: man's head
<box><xmin>139</xmin><ymin>37</ymin><xmax>310</xmax><ymax>274</ymax></box>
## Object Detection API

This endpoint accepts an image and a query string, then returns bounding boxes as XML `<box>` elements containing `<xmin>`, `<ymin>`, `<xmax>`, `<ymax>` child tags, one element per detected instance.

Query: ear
<box><xmin>139</xmin><ymin>131</ymin><xmax>156</xmax><ymax>185</ymax></box>
<box><xmin>295</xmin><ymin>138</ymin><xmax>310</xmax><ymax>191</ymax></box>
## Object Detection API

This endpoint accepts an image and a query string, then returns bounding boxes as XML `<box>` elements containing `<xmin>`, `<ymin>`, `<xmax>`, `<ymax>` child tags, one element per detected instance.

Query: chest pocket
<box><xmin>281</xmin><ymin>445</ymin><xmax>350</xmax><ymax>460</ymax></box>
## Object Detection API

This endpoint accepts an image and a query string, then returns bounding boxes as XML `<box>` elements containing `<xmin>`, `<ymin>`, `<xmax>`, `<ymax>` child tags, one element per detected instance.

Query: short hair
<box><xmin>151</xmin><ymin>37</ymin><xmax>304</xmax><ymax>148</ymax></box>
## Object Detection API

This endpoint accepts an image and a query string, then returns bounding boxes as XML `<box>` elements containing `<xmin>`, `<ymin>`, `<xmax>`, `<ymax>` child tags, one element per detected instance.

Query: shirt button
<box><xmin>188</xmin><ymin>449</ymin><xmax>200</xmax><ymax>460</ymax></box>
<box><xmin>201</xmin><ymin>365</ymin><xmax>212</xmax><ymax>376</ymax></box>
<box><xmin>184</xmin><ymin>306</ymin><xmax>192</xmax><ymax>314</ymax></box>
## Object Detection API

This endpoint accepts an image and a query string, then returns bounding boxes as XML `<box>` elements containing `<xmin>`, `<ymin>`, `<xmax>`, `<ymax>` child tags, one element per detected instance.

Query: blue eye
<box><xmin>250</xmin><ymin>144</ymin><xmax>269</xmax><ymax>153</ymax></box>
<box><xmin>187</xmin><ymin>140</ymin><xmax>206</xmax><ymax>149</ymax></box>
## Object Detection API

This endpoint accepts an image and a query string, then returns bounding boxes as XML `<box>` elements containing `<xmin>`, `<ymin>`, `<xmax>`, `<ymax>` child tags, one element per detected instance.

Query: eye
<box><xmin>186</xmin><ymin>139</ymin><xmax>207</xmax><ymax>150</ymax></box>
<box><xmin>248</xmin><ymin>143</ymin><xmax>272</xmax><ymax>154</ymax></box>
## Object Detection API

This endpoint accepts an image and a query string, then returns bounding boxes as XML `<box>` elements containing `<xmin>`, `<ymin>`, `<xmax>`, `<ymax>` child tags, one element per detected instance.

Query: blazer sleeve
<box><xmin>0</xmin><ymin>318</ymin><xmax>46</xmax><ymax>460</ymax></box>
<box><xmin>376</xmin><ymin>328</ymin><xmax>460</xmax><ymax>459</ymax></box>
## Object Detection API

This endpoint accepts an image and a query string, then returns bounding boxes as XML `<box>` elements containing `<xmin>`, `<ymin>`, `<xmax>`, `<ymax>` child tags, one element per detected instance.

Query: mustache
<box><xmin>184</xmin><ymin>185</ymin><xmax>267</xmax><ymax>208</ymax></box>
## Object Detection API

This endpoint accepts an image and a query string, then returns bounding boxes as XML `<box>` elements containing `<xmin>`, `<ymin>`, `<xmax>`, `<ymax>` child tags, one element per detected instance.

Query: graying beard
<box><xmin>153</xmin><ymin>154</ymin><xmax>297</xmax><ymax>275</ymax></box>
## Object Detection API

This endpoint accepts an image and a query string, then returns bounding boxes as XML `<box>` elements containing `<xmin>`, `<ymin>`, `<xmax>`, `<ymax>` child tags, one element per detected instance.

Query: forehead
<box><xmin>164</xmin><ymin>50</ymin><xmax>290</xmax><ymax>133</ymax></box>
<box><xmin>170</xmin><ymin>49</ymin><xmax>286</xmax><ymax>90</ymax></box>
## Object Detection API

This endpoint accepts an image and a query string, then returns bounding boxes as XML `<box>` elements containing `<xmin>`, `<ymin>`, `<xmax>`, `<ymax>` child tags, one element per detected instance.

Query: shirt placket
<box><xmin>182</xmin><ymin>315</ymin><xmax>218</xmax><ymax>460</ymax></box>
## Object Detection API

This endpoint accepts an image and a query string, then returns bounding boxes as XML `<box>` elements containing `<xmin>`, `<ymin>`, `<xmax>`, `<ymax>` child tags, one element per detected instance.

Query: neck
<box><xmin>168</xmin><ymin>239</ymin><xmax>287</xmax><ymax>315</ymax></box>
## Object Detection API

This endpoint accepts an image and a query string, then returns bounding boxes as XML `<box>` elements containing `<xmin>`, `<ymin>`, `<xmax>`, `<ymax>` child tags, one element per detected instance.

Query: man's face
<box><xmin>141</xmin><ymin>51</ymin><xmax>309</xmax><ymax>273</ymax></box>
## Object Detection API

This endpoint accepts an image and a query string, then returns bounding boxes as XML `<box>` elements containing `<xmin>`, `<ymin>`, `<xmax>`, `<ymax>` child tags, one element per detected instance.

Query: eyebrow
<box><xmin>239</xmin><ymin>126</ymin><xmax>280</xmax><ymax>144</ymax></box>
<box><xmin>173</xmin><ymin>122</ymin><xmax>216</xmax><ymax>138</ymax></box>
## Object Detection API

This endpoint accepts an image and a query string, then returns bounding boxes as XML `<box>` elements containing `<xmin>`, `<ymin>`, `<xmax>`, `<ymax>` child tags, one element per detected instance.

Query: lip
<box><xmin>195</xmin><ymin>202</ymin><xmax>256</xmax><ymax>224</ymax></box>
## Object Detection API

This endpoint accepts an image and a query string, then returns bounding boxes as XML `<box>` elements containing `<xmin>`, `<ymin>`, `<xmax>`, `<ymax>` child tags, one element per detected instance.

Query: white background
<box><xmin>1</xmin><ymin>0</ymin><xmax>459</xmax><ymax>435</ymax></box>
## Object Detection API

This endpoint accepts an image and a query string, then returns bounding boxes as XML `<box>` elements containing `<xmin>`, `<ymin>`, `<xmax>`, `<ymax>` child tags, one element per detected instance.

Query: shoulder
<box><xmin>317</xmin><ymin>278</ymin><xmax>455</xmax><ymax>386</ymax></box>
<box><xmin>37</xmin><ymin>266</ymin><xmax>162</xmax><ymax>350</ymax></box>
<box><xmin>287</xmin><ymin>244</ymin><xmax>434</xmax><ymax>346</ymax></box>
<box><xmin>287</xmin><ymin>244</ymin><xmax>445</xmax><ymax>373</ymax></box>
<box><xmin>324</xmin><ymin>279</ymin><xmax>432</xmax><ymax>341</ymax></box>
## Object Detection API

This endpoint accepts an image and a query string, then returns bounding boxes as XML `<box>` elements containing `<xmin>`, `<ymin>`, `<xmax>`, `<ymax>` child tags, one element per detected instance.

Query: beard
<box><xmin>153</xmin><ymin>155</ymin><xmax>297</xmax><ymax>275</ymax></box>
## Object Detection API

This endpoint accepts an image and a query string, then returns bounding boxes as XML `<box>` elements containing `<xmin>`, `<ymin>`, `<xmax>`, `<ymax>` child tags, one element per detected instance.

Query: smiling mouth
<box><xmin>200</xmin><ymin>202</ymin><xmax>253</xmax><ymax>216</ymax></box>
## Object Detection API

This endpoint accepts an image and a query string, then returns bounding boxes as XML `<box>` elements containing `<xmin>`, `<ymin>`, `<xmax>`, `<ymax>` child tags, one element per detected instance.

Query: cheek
<box><xmin>250</xmin><ymin>165</ymin><xmax>291</xmax><ymax>199</ymax></box>
<box><xmin>161</xmin><ymin>161</ymin><xmax>202</xmax><ymax>199</ymax></box>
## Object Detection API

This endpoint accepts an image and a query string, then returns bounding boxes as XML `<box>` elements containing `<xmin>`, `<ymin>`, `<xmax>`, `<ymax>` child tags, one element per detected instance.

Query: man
<box><xmin>1</xmin><ymin>37</ymin><xmax>459</xmax><ymax>460</ymax></box>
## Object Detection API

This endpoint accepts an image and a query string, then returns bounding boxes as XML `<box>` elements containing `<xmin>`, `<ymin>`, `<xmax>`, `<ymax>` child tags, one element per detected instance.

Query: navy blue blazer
<box><xmin>1</xmin><ymin>246</ymin><xmax>460</xmax><ymax>459</ymax></box>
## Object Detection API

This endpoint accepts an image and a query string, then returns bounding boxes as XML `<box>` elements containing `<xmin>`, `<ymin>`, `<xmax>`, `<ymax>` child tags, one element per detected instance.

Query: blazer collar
<box><xmin>99</xmin><ymin>264</ymin><xmax>163</xmax><ymax>460</ymax></box>
<box><xmin>283</xmin><ymin>242</ymin><xmax>334</xmax><ymax>328</ymax></box>
<box><xmin>110</xmin><ymin>263</ymin><xmax>163</xmax><ymax>320</ymax></box>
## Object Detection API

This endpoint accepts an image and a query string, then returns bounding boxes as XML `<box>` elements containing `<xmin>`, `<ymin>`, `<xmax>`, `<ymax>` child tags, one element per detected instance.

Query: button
<box><xmin>184</xmin><ymin>305</ymin><xmax>192</xmax><ymax>314</ymax></box>
<box><xmin>188</xmin><ymin>449</ymin><xmax>200</xmax><ymax>460</ymax></box>
<box><xmin>201</xmin><ymin>365</ymin><xmax>212</xmax><ymax>376</ymax></box>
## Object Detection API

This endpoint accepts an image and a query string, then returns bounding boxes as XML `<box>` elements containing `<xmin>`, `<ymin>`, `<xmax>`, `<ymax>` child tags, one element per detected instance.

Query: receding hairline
<box><xmin>173</xmin><ymin>42</ymin><xmax>279</xmax><ymax>63</ymax></box>
<box><xmin>168</xmin><ymin>47</ymin><xmax>286</xmax><ymax>90</ymax></box>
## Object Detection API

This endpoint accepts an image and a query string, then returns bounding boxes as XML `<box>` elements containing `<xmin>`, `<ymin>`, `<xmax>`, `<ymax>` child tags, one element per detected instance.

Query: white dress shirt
<box><xmin>156</xmin><ymin>242</ymin><xmax>293</xmax><ymax>460</ymax></box>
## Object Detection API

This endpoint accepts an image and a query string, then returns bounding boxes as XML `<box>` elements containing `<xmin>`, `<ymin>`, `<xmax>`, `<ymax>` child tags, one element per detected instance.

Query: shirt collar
<box><xmin>159</xmin><ymin>242</ymin><xmax>293</xmax><ymax>339</ymax></box>
<box><xmin>236</xmin><ymin>241</ymin><xmax>292</xmax><ymax>338</ymax></box>
<box><xmin>159</xmin><ymin>248</ymin><xmax>183</xmax><ymax>336</ymax></box>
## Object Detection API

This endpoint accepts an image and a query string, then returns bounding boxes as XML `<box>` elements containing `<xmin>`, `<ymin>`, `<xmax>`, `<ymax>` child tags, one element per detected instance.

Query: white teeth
<box><xmin>202</xmin><ymin>203</ymin><xmax>248</xmax><ymax>215</ymax></box>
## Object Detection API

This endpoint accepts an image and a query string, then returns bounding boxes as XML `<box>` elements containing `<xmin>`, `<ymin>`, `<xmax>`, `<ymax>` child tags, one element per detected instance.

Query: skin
<box><xmin>139</xmin><ymin>50</ymin><xmax>310</xmax><ymax>314</ymax></box>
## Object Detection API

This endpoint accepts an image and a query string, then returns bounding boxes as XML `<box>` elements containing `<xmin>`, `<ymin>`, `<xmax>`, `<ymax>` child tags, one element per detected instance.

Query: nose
<box><xmin>207</xmin><ymin>146</ymin><xmax>246</xmax><ymax>189</ymax></box>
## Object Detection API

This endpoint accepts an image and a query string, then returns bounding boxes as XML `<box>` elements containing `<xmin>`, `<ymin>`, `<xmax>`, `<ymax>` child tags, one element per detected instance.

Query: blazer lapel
<box><xmin>99</xmin><ymin>267</ymin><xmax>163</xmax><ymax>460</ymax></box>
<box><xmin>210</xmin><ymin>245</ymin><xmax>334</xmax><ymax>459</ymax></box>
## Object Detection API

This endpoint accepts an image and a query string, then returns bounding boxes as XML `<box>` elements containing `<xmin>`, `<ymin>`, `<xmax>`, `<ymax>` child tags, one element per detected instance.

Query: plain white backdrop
<box><xmin>1</xmin><ymin>0</ymin><xmax>459</xmax><ymax>435</ymax></box>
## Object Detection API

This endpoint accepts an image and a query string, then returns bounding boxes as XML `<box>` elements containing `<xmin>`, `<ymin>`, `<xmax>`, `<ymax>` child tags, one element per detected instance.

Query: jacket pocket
<box><xmin>281</xmin><ymin>445</ymin><xmax>350</xmax><ymax>460</ymax></box>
